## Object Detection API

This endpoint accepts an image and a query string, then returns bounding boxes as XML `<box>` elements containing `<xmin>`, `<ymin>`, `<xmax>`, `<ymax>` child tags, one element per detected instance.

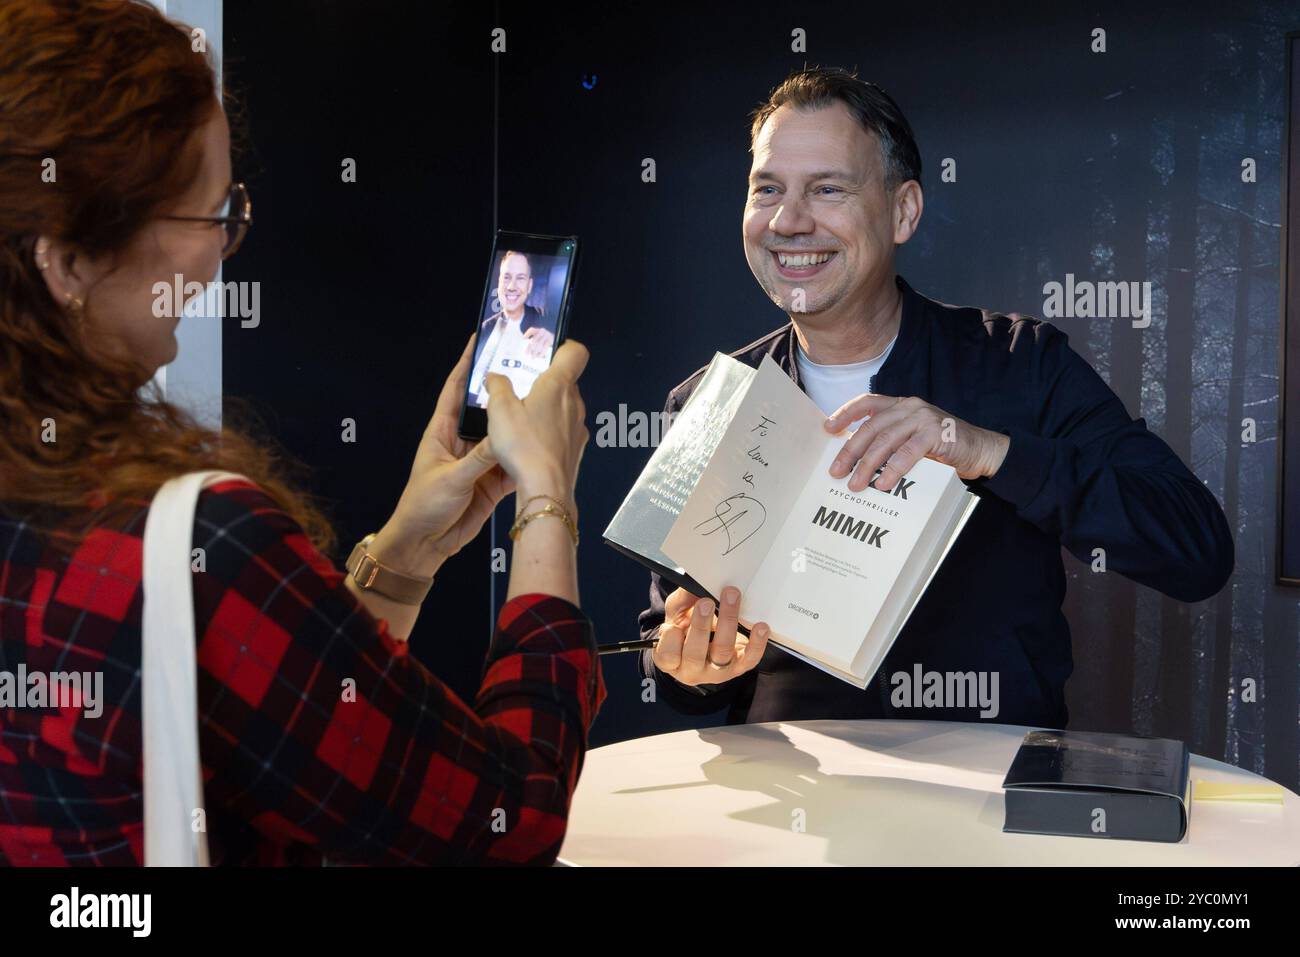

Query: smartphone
<box><xmin>458</xmin><ymin>229</ymin><xmax>581</xmax><ymax>441</ymax></box>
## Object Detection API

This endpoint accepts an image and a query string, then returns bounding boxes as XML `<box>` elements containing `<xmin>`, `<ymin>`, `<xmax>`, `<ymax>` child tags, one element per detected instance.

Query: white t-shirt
<box><xmin>468</xmin><ymin>313</ymin><xmax>550</xmax><ymax>405</ymax></box>
<box><xmin>794</xmin><ymin>333</ymin><xmax>897</xmax><ymax>431</ymax></box>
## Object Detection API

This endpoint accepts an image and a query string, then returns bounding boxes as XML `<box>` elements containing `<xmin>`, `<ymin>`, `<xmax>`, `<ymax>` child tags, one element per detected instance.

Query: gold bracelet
<box><xmin>509</xmin><ymin>495</ymin><xmax>578</xmax><ymax>546</ymax></box>
<box><xmin>516</xmin><ymin>493</ymin><xmax>571</xmax><ymax>516</ymax></box>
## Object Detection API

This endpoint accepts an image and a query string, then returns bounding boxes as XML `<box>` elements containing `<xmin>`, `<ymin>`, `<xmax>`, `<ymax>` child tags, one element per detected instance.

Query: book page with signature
<box><xmin>661</xmin><ymin>354</ymin><xmax>829</xmax><ymax>606</ymax></box>
<box><xmin>662</xmin><ymin>353</ymin><xmax>961</xmax><ymax>676</ymax></box>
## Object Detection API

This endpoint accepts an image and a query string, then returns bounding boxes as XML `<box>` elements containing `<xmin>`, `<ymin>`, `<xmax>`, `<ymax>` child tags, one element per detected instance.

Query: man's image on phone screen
<box><xmin>466</xmin><ymin>250</ymin><xmax>563</xmax><ymax>407</ymax></box>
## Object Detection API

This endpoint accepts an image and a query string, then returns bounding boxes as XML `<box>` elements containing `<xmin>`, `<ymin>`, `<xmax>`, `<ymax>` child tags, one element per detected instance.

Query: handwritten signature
<box><xmin>694</xmin><ymin>493</ymin><xmax>768</xmax><ymax>555</ymax></box>
<box><xmin>694</xmin><ymin>414</ymin><xmax>775</xmax><ymax>555</ymax></box>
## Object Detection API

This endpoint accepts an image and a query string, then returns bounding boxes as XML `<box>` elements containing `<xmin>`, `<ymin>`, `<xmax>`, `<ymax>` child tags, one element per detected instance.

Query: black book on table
<box><xmin>1001</xmin><ymin>729</ymin><xmax>1191</xmax><ymax>843</ymax></box>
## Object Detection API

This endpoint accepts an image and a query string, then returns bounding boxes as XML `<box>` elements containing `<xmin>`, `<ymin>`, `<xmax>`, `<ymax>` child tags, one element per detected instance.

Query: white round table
<box><xmin>556</xmin><ymin>720</ymin><xmax>1300</xmax><ymax>866</ymax></box>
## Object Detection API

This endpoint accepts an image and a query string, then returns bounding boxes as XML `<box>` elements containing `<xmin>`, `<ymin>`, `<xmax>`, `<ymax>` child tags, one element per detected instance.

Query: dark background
<box><xmin>222</xmin><ymin>0</ymin><xmax>1300</xmax><ymax>790</ymax></box>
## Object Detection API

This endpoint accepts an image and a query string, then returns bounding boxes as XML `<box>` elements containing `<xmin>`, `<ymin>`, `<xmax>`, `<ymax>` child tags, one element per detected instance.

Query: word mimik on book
<box><xmin>813</xmin><ymin>506</ymin><xmax>889</xmax><ymax>548</ymax></box>
<box><xmin>810</xmin><ymin>474</ymin><xmax>918</xmax><ymax>548</ymax></box>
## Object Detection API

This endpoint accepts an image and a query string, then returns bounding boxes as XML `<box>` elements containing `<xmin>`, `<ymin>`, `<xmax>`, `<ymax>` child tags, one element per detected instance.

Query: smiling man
<box><xmin>637</xmin><ymin>66</ymin><xmax>1234</xmax><ymax>728</ymax></box>
<box><xmin>467</xmin><ymin>250</ymin><xmax>556</xmax><ymax>407</ymax></box>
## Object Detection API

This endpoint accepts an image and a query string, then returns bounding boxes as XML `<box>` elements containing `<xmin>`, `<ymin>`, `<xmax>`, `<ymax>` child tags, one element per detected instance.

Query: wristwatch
<box><xmin>345</xmin><ymin>533</ymin><xmax>434</xmax><ymax>605</ymax></box>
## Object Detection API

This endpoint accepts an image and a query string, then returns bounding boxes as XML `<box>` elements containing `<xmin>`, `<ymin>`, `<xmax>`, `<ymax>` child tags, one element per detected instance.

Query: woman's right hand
<box><xmin>483</xmin><ymin>339</ymin><xmax>590</xmax><ymax>511</ymax></box>
<box><xmin>652</xmin><ymin>586</ymin><xmax>770</xmax><ymax>686</ymax></box>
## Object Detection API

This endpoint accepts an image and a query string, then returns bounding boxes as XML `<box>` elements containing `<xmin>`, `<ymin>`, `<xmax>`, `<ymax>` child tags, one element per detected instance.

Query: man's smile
<box><xmin>771</xmin><ymin>249</ymin><xmax>838</xmax><ymax>279</ymax></box>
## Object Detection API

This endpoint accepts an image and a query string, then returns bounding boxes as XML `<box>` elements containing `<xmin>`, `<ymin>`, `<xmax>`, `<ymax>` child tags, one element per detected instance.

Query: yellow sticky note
<box><xmin>1192</xmin><ymin>780</ymin><xmax>1285</xmax><ymax>804</ymax></box>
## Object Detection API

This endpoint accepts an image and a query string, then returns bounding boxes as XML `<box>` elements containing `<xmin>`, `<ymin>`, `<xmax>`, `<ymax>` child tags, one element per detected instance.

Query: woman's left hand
<box><xmin>371</xmin><ymin>333</ymin><xmax>514</xmax><ymax>578</ymax></box>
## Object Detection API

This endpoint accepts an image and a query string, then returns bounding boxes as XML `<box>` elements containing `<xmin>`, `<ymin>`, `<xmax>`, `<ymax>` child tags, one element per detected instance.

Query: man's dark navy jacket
<box><xmin>637</xmin><ymin>274</ymin><xmax>1234</xmax><ymax>729</ymax></box>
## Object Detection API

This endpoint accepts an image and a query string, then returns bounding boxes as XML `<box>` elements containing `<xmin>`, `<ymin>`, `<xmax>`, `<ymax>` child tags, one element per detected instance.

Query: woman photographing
<box><xmin>0</xmin><ymin>0</ymin><xmax>601</xmax><ymax>866</ymax></box>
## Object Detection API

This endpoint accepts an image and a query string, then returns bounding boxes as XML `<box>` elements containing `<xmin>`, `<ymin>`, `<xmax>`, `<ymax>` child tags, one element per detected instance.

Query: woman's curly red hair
<box><xmin>0</xmin><ymin>0</ymin><xmax>335</xmax><ymax>554</ymax></box>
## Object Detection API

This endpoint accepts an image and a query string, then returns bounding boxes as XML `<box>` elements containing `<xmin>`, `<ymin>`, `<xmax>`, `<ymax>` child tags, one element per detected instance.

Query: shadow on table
<box><xmin>619</xmin><ymin>722</ymin><xmax>1008</xmax><ymax>865</ymax></box>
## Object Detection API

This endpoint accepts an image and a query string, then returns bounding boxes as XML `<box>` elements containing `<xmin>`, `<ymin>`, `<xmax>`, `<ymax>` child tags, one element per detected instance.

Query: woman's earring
<box><xmin>64</xmin><ymin>292</ymin><xmax>84</xmax><ymax>322</ymax></box>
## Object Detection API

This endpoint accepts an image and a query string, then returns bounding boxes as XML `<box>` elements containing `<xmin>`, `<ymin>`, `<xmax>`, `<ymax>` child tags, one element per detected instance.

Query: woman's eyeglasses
<box><xmin>160</xmin><ymin>182</ymin><xmax>253</xmax><ymax>259</ymax></box>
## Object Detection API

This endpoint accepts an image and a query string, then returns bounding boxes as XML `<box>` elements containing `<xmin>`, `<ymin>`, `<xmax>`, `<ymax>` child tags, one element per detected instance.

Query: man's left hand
<box><xmin>523</xmin><ymin>326</ymin><xmax>554</xmax><ymax>359</ymax></box>
<box><xmin>824</xmin><ymin>395</ymin><xmax>1010</xmax><ymax>492</ymax></box>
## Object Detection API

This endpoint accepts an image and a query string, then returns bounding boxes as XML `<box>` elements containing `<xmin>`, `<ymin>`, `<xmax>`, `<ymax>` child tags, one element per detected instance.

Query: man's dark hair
<box><xmin>499</xmin><ymin>249</ymin><xmax>532</xmax><ymax>275</ymax></box>
<box><xmin>748</xmin><ymin>66</ymin><xmax>922</xmax><ymax>194</ymax></box>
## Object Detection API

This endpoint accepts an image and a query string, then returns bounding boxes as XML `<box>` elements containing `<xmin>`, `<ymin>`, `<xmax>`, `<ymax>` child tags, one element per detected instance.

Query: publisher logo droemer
<box><xmin>788</xmin><ymin>601</ymin><xmax>819</xmax><ymax>620</ymax></box>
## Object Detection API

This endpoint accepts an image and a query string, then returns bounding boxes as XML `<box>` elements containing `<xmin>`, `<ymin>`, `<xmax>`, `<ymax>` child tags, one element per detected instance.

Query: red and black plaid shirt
<box><xmin>0</xmin><ymin>477</ymin><xmax>605</xmax><ymax>865</ymax></box>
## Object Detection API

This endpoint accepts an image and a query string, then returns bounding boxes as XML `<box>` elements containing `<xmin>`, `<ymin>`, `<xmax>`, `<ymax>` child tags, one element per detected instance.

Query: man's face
<box><xmin>743</xmin><ymin>101</ymin><xmax>900</xmax><ymax>317</ymax></box>
<box><xmin>498</xmin><ymin>252</ymin><xmax>533</xmax><ymax>315</ymax></box>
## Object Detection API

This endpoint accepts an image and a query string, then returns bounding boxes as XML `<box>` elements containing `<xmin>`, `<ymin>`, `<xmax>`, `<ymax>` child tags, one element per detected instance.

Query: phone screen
<box><xmin>459</xmin><ymin>230</ymin><xmax>580</xmax><ymax>440</ymax></box>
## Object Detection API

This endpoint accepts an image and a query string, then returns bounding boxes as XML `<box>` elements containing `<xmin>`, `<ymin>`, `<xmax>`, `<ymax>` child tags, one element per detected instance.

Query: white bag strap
<box><xmin>141</xmin><ymin>469</ymin><xmax>247</xmax><ymax>867</ymax></box>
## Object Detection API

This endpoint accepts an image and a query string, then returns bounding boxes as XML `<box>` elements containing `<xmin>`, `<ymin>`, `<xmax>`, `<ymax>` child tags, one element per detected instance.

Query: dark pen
<box><xmin>596</xmin><ymin>615</ymin><xmax>747</xmax><ymax>655</ymax></box>
<box><xmin>597</xmin><ymin>638</ymin><xmax>658</xmax><ymax>655</ymax></box>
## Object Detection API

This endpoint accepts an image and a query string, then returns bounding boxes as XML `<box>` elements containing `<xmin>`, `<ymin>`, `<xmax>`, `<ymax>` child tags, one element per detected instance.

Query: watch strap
<box><xmin>346</xmin><ymin>533</ymin><xmax>434</xmax><ymax>605</ymax></box>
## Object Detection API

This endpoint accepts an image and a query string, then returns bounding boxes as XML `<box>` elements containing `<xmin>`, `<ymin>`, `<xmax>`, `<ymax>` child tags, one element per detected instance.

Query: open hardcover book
<box><xmin>604</xmin><ymin>351</ymin><xmax>980</xmax><ymax>688</ymax></box>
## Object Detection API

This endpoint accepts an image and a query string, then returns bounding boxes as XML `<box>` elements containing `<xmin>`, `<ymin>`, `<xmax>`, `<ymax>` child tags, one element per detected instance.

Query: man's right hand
<box><xmin>651</xmin><ymin>586</ymin><xmax>770</xmax><ymax>687</ymax></box>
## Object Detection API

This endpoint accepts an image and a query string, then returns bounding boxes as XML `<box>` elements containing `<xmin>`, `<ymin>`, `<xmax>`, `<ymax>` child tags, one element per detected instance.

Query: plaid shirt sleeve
<box><xmin>191</xmin><ymin>478</ymin><xmax>605</xmax><ymax>865</ymax></box>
